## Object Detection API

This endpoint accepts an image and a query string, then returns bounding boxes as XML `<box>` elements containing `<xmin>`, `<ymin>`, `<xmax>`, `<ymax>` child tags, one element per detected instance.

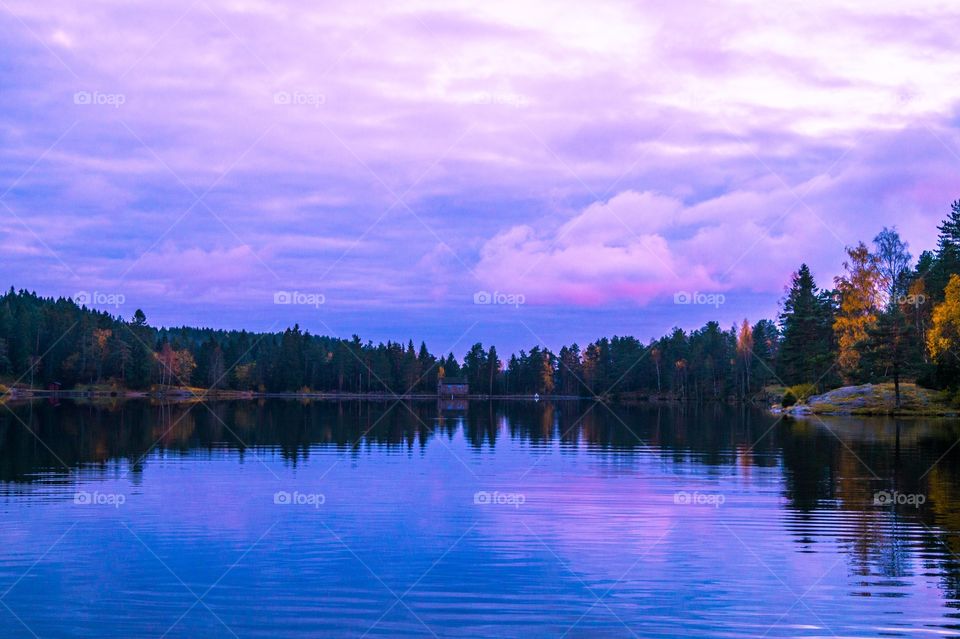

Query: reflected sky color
<box><xmin>1</xmin><ymin>400</ymin><xmax>959</xmax><ymax>637</ymax></box>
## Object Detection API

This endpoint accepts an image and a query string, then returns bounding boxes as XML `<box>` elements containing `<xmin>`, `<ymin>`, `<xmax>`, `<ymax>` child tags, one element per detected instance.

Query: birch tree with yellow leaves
<box><xmin>833</xmin><ymin>242</ymin><xmax>884</xmax><ymax>381</ymax></box>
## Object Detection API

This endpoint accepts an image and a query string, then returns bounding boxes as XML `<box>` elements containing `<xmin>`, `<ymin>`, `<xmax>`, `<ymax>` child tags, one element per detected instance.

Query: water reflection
<box><xmin>4</xmin><ymin>400</ymin><xmax>960</xmax><ymax>522</ymax></box>
<box><xmin>0</xmin><ymin>400</ymin><xmax>795</xmax><ymax>478</ymax></box>
<box><xmin>1</xmin><ymin>399</ymin><xmax>960</xmax><ymax>636</ymax></box>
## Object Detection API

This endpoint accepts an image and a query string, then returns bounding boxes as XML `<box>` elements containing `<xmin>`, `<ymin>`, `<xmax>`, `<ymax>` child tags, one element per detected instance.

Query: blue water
<box><xmin>1</xmin><ymin>400</ymin><xmax>959</xmax><ymax>637</ymax></box>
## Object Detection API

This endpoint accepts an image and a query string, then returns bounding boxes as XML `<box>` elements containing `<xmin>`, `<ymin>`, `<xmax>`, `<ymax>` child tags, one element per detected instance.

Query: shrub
<box><xmin>781</xmin><ymin>390</ymin><xmax>797</xmax><ymax>407</ymax></box>
<box><xmin>787</xmin><ymin>383</ymin><xmax>818</xmax><ymax>402</ymax></box>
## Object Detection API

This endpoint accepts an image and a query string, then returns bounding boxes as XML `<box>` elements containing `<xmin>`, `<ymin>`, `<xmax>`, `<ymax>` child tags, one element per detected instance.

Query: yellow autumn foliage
<box><xmin>928</xmin><ymin>274</ymin><xmax>960</xmax><ymax>360</ymax></box>
<box><xmin>833</xmin><ymin>243</ymin><xmax>882</xmax><ymax>379</ymax></box>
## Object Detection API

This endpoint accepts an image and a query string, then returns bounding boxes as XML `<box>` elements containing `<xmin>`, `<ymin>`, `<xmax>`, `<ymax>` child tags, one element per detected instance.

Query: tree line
<box><xmin>0</xmin><ymin>289</ymin><xmax>778</xmax><ymax>398</ymax></box>
<box><xmin>4</xmin><ymin>200</ymin><xmax>960</xmax><ymax>400</ymax></box>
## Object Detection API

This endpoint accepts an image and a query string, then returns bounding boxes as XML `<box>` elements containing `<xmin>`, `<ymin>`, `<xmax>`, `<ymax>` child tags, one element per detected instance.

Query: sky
<box><xmin>1</xmin><ymin>0</ymin><xmax>959</xmax><ymax>355</ymax></box>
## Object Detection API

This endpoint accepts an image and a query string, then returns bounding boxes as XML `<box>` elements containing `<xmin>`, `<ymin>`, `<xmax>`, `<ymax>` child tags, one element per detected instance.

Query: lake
<box><xmin>1</xmin><ymin>399</ymin><xmax>960</xmax><ymax>638</ymax></box>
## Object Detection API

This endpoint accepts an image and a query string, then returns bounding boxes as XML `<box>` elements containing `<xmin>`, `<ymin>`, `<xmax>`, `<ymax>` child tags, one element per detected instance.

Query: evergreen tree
<box><xmin>778</xmin><ymin>264</ymin><xmax>836</xmax><ymax>386</ymax></box>
<box><xmin>557</xmin><ymin>344</ymin><xmax>583</xmax><ymax>396</ymax></box>
<box><xmin>926</xmin><ymin>200</ymin><xmax>960</xmax><ymax>303</ymax></box>
<box><xmin>463</xmin><ymin>343</ymin><xmax>488</xmax><ymax>390</ymax></box>
<box><xmin>750</xmin><ymin>319</ymin><xmax>780</xmax><ymax>390</ymax></box>
<box><xmin>858</xmin><ymin>304</ymin><xmax>917</xmax><ymax>407</ymax></box>
<box><xmin>442</xmin><ymin>353</ymin><xmax>461</xmax><ymax>378</ymax></box>
<box><xmin>486</xmin><ymin>345</ymin><xmax>500</xmax><ymax>395</ymax></box>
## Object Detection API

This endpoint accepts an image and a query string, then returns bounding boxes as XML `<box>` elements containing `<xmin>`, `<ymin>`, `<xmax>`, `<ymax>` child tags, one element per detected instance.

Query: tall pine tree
<box><xmin>778</xmin><ymin>264</ymin><xmax>837</xmax><ymax>387</ymax></box>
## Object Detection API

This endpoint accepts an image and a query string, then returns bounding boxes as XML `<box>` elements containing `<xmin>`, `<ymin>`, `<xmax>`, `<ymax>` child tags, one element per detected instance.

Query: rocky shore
<box><xmin>770</xmin><ymin>382</ymin><xmax>959</xmax><ymax>417</ymax></box>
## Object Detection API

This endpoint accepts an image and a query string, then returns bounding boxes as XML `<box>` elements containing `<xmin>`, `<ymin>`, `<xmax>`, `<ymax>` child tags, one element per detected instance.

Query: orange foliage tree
<box><xmin>833</xmin><ymin>242</ymin><xmax>883</xmax><ymax>380</ymax></box>
<box><xmin>928</xmin><ymin>274</ymin><xmax>960</xmax><ymax>362</ymax></box>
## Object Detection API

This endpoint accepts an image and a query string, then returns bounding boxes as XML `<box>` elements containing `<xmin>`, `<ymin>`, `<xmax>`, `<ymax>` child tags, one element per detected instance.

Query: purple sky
<box><xmin>2</xmin><ymin>0</ymin><xmax>959</xmax><ymax>354</ymax></box>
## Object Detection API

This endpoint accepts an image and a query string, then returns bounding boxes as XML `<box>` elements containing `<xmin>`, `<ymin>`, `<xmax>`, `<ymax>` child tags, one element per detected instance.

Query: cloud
<box><xmin>475</xmin><ymin>121</ymin><xmax>960</xmax><ymax>307</ymax></box>
<box><xmin>1</xmin><ymin>0</ymin><xmax>959</xmax><ymax>345</ymax></box>
<box><xmin>476</xmin><ymin>191</ymin><xmax>731</xmax><ymax>305</ymax></box>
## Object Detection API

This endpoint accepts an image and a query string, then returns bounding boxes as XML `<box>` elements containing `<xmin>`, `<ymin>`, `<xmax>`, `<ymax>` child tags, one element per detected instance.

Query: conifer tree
<box><xmin>778</xmin><ymin>264</ymin><xmax>836</xmax><ymax>386</ymax></box>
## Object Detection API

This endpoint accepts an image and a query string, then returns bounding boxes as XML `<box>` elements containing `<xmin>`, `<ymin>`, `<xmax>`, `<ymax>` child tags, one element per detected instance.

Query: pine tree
<box><xmin>750</xmin><ymin>319</ymin><xmax>780</xmax><ymax>390</ymax></box>
<box><xmin>443</xmin><ymin>353</ymin><xmax>461</xmax><ymax>378</ymax></box>
<box><xmin>926</xmin><ymin>200</ymin><xmax>960</xmax><ymax>303</ymax></box>
<box><xmin>558</xmin><ymin>344</ymin><xmax>583</xmax><ymax>395</ymax></box>
<box><xmin>778</xmin><ymin>264</ymin><xmax>836</xmax><ymax>386</ymax></box>
<box><xmin>0</xmin><ymin>338</ymin><xmax>9</xmax><ymax>374</ymax></box>
<box><xmin>486</xmin><ymin>345</ymin><xmax>500</xmax><ymax>395</ymax></box>
<box><xmin>463</xmin><ymin>343</ymin><xmax>488</xmax><ymax>390</ymax></box>
<box><xmin>858</xmin><ymin>304</ymin><xmax>916</xmax><ymax>407</ymax></box>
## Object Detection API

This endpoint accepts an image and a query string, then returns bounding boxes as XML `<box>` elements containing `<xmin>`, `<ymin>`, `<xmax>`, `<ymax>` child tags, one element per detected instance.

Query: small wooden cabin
<box><xmin>437</xmin><ymin>377</ymin><xmax>468</xmax><ymax>397</ymax></box>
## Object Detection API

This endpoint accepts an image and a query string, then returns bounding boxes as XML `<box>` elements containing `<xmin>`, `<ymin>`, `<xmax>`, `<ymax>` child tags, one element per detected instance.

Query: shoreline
<box><xmin>12</xmin><ymin>384</ymin><xmax>955</xmax><ymax>417</ymax></box>
<box><xmin>0</xmin><ymin>387</ymin><xmax>588</xmax><ymax>402</ymax></box>
<box><xmin>1</xmin><ymin>387</ymin><xmax>768</xmax><ymax>405</ymax></box>
<box><xmin>770</xmin><ymin>405</ymin><xmax>960</xmax><ymax>417</ymax></box>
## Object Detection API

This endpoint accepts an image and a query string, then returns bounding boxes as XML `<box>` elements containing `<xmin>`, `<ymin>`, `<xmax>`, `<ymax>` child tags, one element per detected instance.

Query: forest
<box><xmin>3</xmin><ymin>200</ymin><xmax>960</xmax><ymax>401</ymax></box>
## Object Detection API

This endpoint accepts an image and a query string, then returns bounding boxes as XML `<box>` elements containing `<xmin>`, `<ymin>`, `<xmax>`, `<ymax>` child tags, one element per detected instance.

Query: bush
<box><xmin>781</xmin><ymin>390</ymin><xmax>797</xmax><ymax>407</ymax></box>
<box><xmin>787</xmin><ymin>383</ymin><xmax>818</xmax><ymax>402</ymax></box>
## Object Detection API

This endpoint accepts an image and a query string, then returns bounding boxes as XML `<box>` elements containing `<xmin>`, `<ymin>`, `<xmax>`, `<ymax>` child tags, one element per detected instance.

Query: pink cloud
<box><xmin>475</xmin><ymin>191</ymin><xmax>720</xmax><ymax>305</ymax></box>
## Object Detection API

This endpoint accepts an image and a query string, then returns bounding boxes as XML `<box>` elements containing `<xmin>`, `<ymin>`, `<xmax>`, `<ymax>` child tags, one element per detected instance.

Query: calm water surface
<box><xmin>2</xmin><ymin>399</ymin><xmax>960</xmax><ymax>638</ymax></box>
